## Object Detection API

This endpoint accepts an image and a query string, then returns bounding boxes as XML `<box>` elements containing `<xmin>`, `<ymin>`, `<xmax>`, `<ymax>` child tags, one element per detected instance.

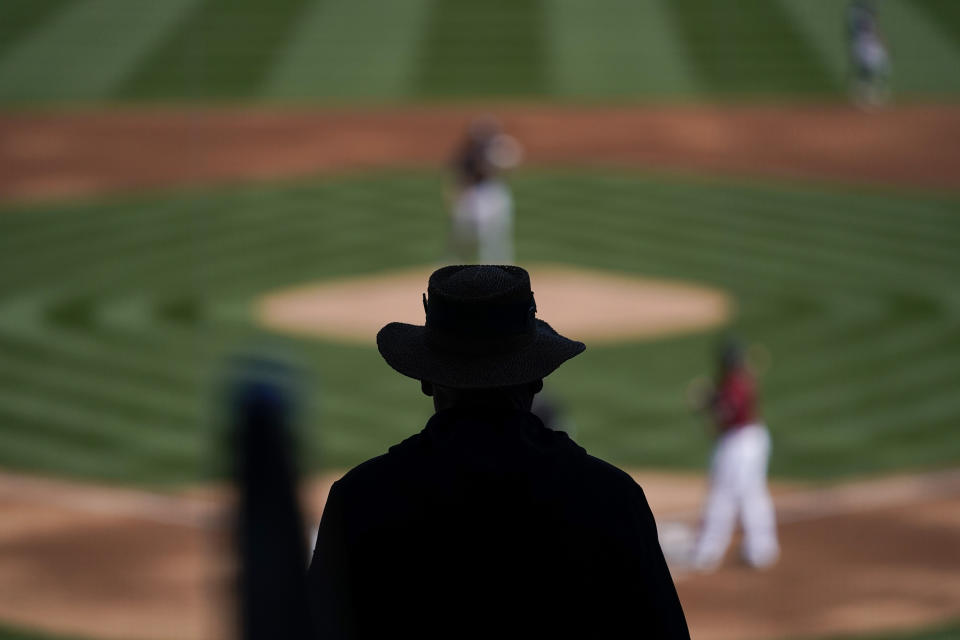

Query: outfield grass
<box><xmin>1</xmin><ymin>0</ymin><xmax>960</xmax><ymax>103</ymax></box>
<box><xmin>0</xmin><ymin>170</ymin><xmax>957</xmax><ymax>485</ymax></box>
<box><xmin>663</xmin><ymin>0</ymin><xmax>837</xmax><ymax>96</ymax></box>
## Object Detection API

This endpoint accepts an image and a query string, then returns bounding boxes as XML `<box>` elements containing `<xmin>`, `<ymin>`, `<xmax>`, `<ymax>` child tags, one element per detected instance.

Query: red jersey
<box><xmin>711</xmin><ymin>369</ymin><xmax>757</xmax><ymax>432</ymax></box>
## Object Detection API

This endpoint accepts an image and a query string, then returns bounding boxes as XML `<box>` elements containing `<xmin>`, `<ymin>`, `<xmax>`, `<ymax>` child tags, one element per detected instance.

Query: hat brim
<box><xmin>376</xmin><ymin>319</ymin><xmax>585</xmax><ymax>389</ymax></box>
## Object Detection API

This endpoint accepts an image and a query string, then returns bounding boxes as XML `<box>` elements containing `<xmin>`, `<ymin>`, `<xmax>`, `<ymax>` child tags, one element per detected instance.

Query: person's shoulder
<box><xmin>332</xmin><ymin>430</ymin><xmax>426</xmax><ymax>492</ymax></box>
<box><xmin>579</xmin><ymin>454</ymin><xmax>644</xmax><ymax>496</ymax></box>
<box><xmin>573</xmin><ymin>455</ymin><xmax>655</xmax><ymax>532</ymax></box>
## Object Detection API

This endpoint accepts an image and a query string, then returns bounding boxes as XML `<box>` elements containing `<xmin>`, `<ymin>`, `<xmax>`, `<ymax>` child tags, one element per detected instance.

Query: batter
<box><xmin>690</xmin><ymin>339</ymin><xmax>780</xmax><ymax>572</ymax></box>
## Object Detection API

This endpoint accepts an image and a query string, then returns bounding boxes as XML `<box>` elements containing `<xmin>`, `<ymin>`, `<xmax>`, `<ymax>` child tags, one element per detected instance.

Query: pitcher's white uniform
<box><xmin>449</xmin><ymin>119</ymin><xmax>521</xmax><ymax>265</ymax></box>
<box><xmin>453</xmin><ymin>180</ymin><xmax>513</xmax><ymax>264</ymax></box>
<box><xmin>692</xmin><ymin>366</ymin><xmax>779</xmax><ymax>571</ymax></box>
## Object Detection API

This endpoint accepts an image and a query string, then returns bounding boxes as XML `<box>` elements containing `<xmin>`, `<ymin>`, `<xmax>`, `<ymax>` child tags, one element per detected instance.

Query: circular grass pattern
<box><xmin>0</xmin><ymin>170</ymin><xmax>958</xmax><ymax>483</ymax></box>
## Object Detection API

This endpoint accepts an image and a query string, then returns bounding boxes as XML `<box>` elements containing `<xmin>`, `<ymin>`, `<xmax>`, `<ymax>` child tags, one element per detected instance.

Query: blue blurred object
<box><xmin>230</xmin><ymin>356</ymin><xmax>313</xmax><ymax>639</ymax></box>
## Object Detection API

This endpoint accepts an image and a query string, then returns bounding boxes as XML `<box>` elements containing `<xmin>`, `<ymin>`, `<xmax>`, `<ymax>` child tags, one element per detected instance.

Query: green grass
<box><xmin>0</xmin><ymin>0</ymin><xmax>74</xmax><ymax>60</ymax></box>
<box><xmin>1</xmin><ymin>170</ymin><xmax>958</xmax><ymax>485</ymax></box>
<box><xmin>911</xmin><ymin>0</ymin><xmax>960</xmax><ymax>45</ymax></box>
<box><xmin>0</xmin><ymin>623</ymin><xmax>91</xmax><ymax>640</ymax></box>
<box><xmin>545</xmin><ymin>0</ymin><xmax>701</xmax><ymax>97</ymax></box>
<box><xmin>416</xmin><ymin>0</ymin><xmax>547</xmax><ymax>97</ymax></box>
<box><xmin>0</xmin><ymin>0</ymin><xmax>202</xmax><ymax>103</ymax></box>
<box><xmin>119</xmin><ymin>0</ymin><xmax>312</xmax><ymax>100</ymax></box>
<box><xmin>261</xmin><ymin>0</ymin><xmax>432</xmax><ymax>100</ymax></box>
<box><xmin>791</xmin><ymin>619</ymin><xmax>960</xmax><ymax>640</ymax></box>
<box><xmin>2</xmin><ymin>0</ymin><xmax>960</xmax><ymax>103</ymax></box>
<box><xmin>662</xmin><ymin>0</ymin><xmax>838</xmax><ymax>95</ymax></box>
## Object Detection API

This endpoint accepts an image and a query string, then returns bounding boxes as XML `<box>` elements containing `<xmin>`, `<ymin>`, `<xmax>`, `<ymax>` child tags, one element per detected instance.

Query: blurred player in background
<box><xmin>531</xmin><ymin>388</ymin><xmax>575</xmax><ymax>437</ymax></box>
<box><xmin>448</xmin><ymin>116</ymin><xmax>522</xmax><ymax>264</ymax></box>
<box><xmin>846</xmin><ymin>0</ymin><xmax>890</xmax><ymax>108</ymax></box>
<box><xmin>688</xmin><ymin>337</ymin><xmax>779</xmax><ymax>572</ymax></box>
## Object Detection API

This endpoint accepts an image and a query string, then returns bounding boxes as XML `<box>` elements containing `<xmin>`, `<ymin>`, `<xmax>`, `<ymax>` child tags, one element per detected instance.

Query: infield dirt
<box><xmin>258</xmin><ymin>263</ymin><xmax>732</xmax><ymax>344</ymax></box>
<box><xmin>2</xmin><ymin>104</ymin><xmax>960</xmax><ymax>203</ymax></box>
<box><xmin>1</xmin><ymin>470</ymin><xmax>959</xmax><ymax>640</ymax></box>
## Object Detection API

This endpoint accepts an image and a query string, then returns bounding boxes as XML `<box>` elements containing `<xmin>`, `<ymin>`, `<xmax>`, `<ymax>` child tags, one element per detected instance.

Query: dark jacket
<box><xmin>307</xmin><ymin>408</ymin><xmax>689</xmax><ymax>638</ymax></box>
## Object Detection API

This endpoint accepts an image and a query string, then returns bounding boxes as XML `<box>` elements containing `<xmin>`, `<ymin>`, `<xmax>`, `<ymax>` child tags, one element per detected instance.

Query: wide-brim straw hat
<box><xmin>377</xmin><ymin>265</ymin><xmax>585</xmax><ymax>389</ymax></box>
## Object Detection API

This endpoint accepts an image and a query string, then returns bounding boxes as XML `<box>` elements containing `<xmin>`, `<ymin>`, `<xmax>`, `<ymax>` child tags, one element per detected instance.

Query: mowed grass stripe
<box><xmin>600</xmin><ymin>190</ymin><xmax>960</xmax><ymax>279</ymax></box>
<box><xmin>8</xmin><ymin>174</ymin><xmax>951</xmax><ymax>273</ymax></box>
<box><xmin>517</xmin><ymin>176</ymin><xmax>960</xmax><ymax>272</ymax></box>
<box><xmin>118</xmin><ymin>0</ymin><xmax>313</xmax><ymax>100</ymax></box>
<box><xmin>912</xmin><ymin>0</ymin><xmax>960</xmax><ymax>43</ymax></box>
<box><xmin>774</xmin><ymin>336</ymin><xmax>960</xmax><ymax>421</ymax></box>
<box><xmin>0</xmin><ymin>199</ymin><xmax>322</xmax><ymax>288</ymax></box>
<box><xmin>557</xmin><ymin>170</ymin><xmax>960</xmax><ymax>231</ymax></box>
<box><xmin>544</xmin><ymin>0</ymin><xmax>700</xmax><ymax>97</ymax></box>
<box><xmin>0</xmin><ymin>332</ymin><xmax>202</xmax><ymax>390</ymax></box>
<box><xmin>521</xmin><ymin>172</ymin><xmax>960</xmax><ymax>245</ymax></box>
<box><xmin>2</xmin><ymin>219</ymin><xmax>441</xmax><ymax>305</ymax></box>
<box><xmin>779</xmin><ymin>397</ymin><xmax>960</xmax><ymax>476</ymax></box>
<box><xmin>0</xmin><ymin>216</ymin><xmax>400</xmax><ymax>302</ymax></box>
<box><xmin>415</xmin><ymin>0</ymin><xmax>548</xmax><ymax>96</ymax></box>
<box><xmin>588</xmin><ymin>174</ymin><xmax>960</xmax><ymax>241</ymax></box>
<box><xmin>518</xmin><ymin>189</ymin><xmax>955</xmax><ymax>292</ymax></box>
<box><xmin>0</xmin><ymin>356</ymin><xmax>197</xmax><ymax>425</ymax></box>
<box><xmin>0</xmin><ymin>390</ymin><xmax>198</xmax><ymax>458</ymax></box>
<box><xmin>0</xmin><ymin>174</ymin><xmax>416</xmax><ymax>236</ymax></box>
<box><xmin>0</xmin><ymin>180</ymin><xmax>441</xmax><ymax>285</ymax></box>
<box><xmin>776</xmin><ymin>0</ymin><xmax>848</xmax><ymax>86</ymax></box>
<box><xmin>5</xmin><ymin>178</ymin><xmax>950</xmax><ymax>320</ymax></box>
<box><xmin>777</xmin><ymin>366</ymin><xmax>960</xmax><ymax>433</ymax></box>
<box><xmin>763</xmin><ymin>317</ymin><xmax>952</xmax><ymax>400</ymax></box>
<box><xmin>0</xmin><ymin>0</ymin><xmax>75</xmax><ymax>60</ymax></box>
<box><xmin>768</xmin><ymin>300</ymin><xmax>953</xmax><ymax>383</ymax></box>
<box><xmin>523</xmin><ymin>186</ymin><xmax>958</xmax><ymax>283</ymax></box>
<box><xmin>836</xmin><ymin>391</ymin><xmax>960</xmax><ymax>443</ymax></box>
<box><xmin>2</xmin><ymin>172</ymin><xmax>958</xmax><ymax>482</ymax></box>
<box><xmin>263</xmin><ymin>0</ymin><xmax>432</xmax><ymax>99</ymax></box>
<box><xmin>0</xmin><ymin>192</ymin><xmax>226</xmax><ymax>247</ymax></box>
<box><xmin>658</xmin><ymin>0</ymin><xmax>838</xmax><ymax>95</ymax></box>
<box><xmin>0</xmin><ymin>0</ymin><xmax>201</xmax><ymax>103</ymax></box>
<box><xmin>882</xmin><ymin>0</ymin><xmax>960</xmax><ymax>94</ymax></box>
<box><xmin>0</xmin><ymin>419</ymin><xmax>201</xmax><ymax>482</ymax></box>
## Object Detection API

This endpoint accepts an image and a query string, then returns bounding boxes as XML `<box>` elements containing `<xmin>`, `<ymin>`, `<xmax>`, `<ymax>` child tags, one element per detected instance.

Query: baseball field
<box><xmin>1</xmin><ymin>1</ymin><xmax>960</xmax><ymax>639</ymax></box>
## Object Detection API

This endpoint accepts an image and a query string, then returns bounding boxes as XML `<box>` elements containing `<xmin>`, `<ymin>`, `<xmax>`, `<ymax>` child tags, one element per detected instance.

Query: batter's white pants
<box><xmin>452</xmin><ymin>181</ymin><xmax>514</xmax><ymax>264</ymax></box>
<box><xmin>692</xmin><ymin>423</ymin><xmax>779</xmax><ymax>570</ymax></box>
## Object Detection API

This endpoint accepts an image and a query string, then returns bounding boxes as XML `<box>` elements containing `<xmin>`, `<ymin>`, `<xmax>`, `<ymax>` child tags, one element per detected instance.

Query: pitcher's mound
<box><xmin>257</xmin><ymin>264</ymin><xmax>731</xmax><ymax>344</ymax></box>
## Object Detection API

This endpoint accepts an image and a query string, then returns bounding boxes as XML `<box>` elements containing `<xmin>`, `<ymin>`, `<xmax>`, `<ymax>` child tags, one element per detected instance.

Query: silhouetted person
<box><xmin>230</xmin><ymin>362</ymin><xmax>312</xmax><ymax>640</ymax></box>
<box><xmin>307</xmin><ymin>265</ymin><xmax>689</xmax><ymax>638</ymax></box>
